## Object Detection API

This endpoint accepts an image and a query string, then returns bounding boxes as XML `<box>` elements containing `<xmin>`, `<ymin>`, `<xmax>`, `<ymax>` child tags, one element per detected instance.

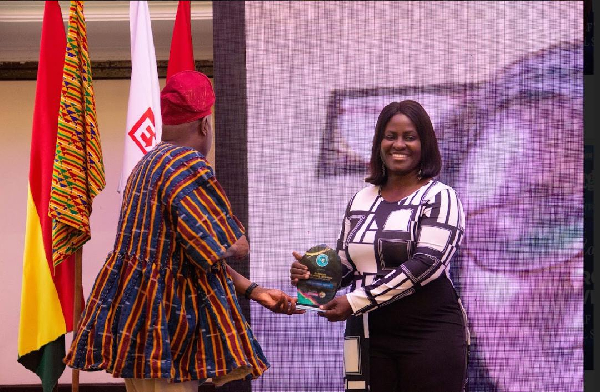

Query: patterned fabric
<box><xmin>339</xmin><ymin>180</ymin><xmax>468</xmax><ymax>391</ymax></box>
<box><xmin>341</xmin><ymin>180</ymin><xmax>465</xmax><ymax>314</ymax></box>
<box><xmin>49</xmin><ymin>1</ymin><xmax>105</xmax><ymax>267</ymax></box>
<box><xmin>64</xmin><ymin>143</ymin><xmax>269</xmax><ymax>382</ymax></box>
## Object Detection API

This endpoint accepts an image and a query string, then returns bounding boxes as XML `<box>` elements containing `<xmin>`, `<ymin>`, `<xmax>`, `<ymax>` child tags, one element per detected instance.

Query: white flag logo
<box><xmin>118</xmin><ymin>1</ymin><xmax>162</xmax><ymax>192</ymax></box>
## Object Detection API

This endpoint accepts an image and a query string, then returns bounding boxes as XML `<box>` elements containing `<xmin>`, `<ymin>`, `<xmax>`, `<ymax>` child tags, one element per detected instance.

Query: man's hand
<box><xmin>250</xmin><ymin>287</ymin><xmax>305</xmax><ymax>315</ymax></box>
<box><xmin>290</xmin><ymin>251</ymin><xmax>310</xmax><ymax>286</ymax></box>
<box><xmin>223</xmin><ymin>235</ymin><xmax>249</xmax><ymax>260</ymax></box>
<box><xmin>318</xmin><ymin>295</ymin><xmax>353</xmax><ymax>322</ymax></box>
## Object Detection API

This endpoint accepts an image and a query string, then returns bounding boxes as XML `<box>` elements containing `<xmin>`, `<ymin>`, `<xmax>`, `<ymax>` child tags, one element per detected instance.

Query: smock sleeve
<box><xmin>167</xmin><ymin>154</ymin><xmax>245</xmax><ymax>272</ymax></box>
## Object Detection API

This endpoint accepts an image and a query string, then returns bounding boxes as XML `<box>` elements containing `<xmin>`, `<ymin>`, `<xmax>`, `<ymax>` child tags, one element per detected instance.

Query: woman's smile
<box><xmin>380</xmin><ymin>113</ymin><xmax>422</xmax><ymax>176</ymax></box>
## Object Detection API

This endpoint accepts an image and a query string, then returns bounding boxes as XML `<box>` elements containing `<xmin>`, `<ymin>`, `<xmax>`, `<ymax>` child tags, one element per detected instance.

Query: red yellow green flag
<box><xmin>18</xmin><ymin>2</ymin><xmax>74</xmax><ymax>392</ymax></box>
<box><xmin>49</xmin><ymin>0</ymin><xmax>105</xmax><ymax>267</ymax></box>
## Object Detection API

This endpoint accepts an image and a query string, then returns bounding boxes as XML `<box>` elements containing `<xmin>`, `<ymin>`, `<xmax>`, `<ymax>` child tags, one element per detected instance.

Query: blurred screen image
<box><xmin>225</xmin><ymin>2</ymin><xmax>584</xmax><ymax>391</ymax></box>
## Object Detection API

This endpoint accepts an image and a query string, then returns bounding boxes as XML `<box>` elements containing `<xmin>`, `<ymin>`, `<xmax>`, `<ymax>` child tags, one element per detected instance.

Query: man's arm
<box><xmin>226</xmin><ymin>264</ymin><xmax>304</xmax><ymax>315</ymax></box>
<box><xmin>221</xmin><ymin>235</ymin><xmax>249</xmax><ymax>260</ymax></box>
<box><xmin>169</xmin><ymin>154</ymin><xmax>247</xmax><ymax>270</ymax></box>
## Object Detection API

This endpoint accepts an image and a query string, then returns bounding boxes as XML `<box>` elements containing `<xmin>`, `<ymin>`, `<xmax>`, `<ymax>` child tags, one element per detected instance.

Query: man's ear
<box><xmin>199</xmin><ymin>117</ymin><xmax>209</xmax><ymax>136</ymax></box>
<box><xmin>198</xmin><ymin>117</ymin><xmax>208</xmax><ymax>136</ymax></box>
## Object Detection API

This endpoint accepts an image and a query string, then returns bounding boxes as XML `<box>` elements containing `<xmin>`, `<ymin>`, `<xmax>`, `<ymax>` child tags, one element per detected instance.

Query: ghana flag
<box><xmin>17</xmin><ymin>2</ymin><xmax>105</xmax><ymax>392</ymax></box>
<box><xmin>17</xmin><ymin>2</ymin><xmax>71</xmax><ymax>392</ymax></box>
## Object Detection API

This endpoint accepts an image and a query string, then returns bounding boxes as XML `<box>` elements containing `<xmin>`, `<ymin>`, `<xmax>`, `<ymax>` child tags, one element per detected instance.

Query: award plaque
<box><xmin>296</xmin><ymin>244</ymin><xmax>342</xmax><ymax>311</ymax></box>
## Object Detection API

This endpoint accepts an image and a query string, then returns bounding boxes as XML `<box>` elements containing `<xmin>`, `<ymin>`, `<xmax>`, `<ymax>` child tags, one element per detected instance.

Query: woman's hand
<box><xmin>250</xmin><ymin>287</ymin><xmax>304</xmax><ymax>315</ymax></box>
<box><xmin>290</xmin><ymin>251</ymin><xmax>310</xmax><ymax>286</ymax></box>
<box><xmin>318</xmin><ymin>295</ymin><xmax>353</xmax><ymax>322</ymax></box>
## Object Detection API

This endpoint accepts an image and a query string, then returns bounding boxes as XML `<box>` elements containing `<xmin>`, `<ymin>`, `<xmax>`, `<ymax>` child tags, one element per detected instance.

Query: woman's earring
<box><xmin>417</xmin><ymin>169</ymin><xmax>422</xmax><ymax>180</ymax></box>
<box><xmin>382</xmin><ymin>164</ymin><xmax>386</xmax><ymax>176</ymax></box>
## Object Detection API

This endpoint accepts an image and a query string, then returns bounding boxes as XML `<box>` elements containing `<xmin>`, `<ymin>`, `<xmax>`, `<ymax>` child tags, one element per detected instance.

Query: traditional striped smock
<box><xmin>64</xmin><ymin>142</ymin><xmax>269</xmax><ymax>383</ymax></box>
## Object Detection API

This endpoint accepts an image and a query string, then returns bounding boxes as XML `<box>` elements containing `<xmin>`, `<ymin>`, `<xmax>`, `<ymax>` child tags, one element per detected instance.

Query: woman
<box><xmin>291</xmin><ymin>100</ymin><xmax>469</xmax><ymax>392</ymax></box>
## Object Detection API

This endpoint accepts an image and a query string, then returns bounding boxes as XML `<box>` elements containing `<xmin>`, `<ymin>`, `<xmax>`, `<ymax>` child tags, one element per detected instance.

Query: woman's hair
<box><xmin>366</xmin><ymin>100</ymin><xmax>441</xmax><ymax>185</ymax></box>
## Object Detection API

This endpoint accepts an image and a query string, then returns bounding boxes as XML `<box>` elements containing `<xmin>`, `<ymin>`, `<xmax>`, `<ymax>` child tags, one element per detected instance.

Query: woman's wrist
<box><xmin>345</xmin><ymin>292</ymin><xmax>362</xmax><ymax>315</ymax></box>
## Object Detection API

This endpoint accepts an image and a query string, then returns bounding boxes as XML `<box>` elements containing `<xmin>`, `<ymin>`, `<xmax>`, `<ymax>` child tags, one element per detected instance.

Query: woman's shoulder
<box><xmin>355</xmin><ymin>183</ymin><xmax>379</xmax><ymax>196</ymax></box>
<box><xmin>423</xmin><ymin>180</ymin><xmax>463</xmax><ymax>202</ymax></box>
<box><xmin>348</xmin><ymin>184</ymin><xmax>379</xmax><ymax>210</ymax></box>
<box><xmin>427</xmin><ymin>179</ymin><xmax>454</xmax><ymax>192</ymax></box>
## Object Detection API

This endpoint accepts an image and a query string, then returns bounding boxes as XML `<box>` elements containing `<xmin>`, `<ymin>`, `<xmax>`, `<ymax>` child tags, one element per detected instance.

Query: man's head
<box><xmin>160</xmin><ymin>70</ymin><xmax>215</xmax><ymax>156</ymax></box>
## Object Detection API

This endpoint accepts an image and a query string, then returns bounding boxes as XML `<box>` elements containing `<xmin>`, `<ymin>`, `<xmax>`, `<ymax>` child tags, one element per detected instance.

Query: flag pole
<box><xmin>72</xmin><ymin>248</ymin><xmax>82</xmax><ymax>392</ymax></box>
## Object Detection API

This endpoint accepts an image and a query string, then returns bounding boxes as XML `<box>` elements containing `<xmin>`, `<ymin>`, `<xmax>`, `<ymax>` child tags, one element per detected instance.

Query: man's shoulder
<box><xmin>129</xmin><ymin>144</ymin><xmax>213</xmax><ymax>191</ymax></box>
<box><xmin>151</xmin><ymin>142</ymin><xmax>199</xmax><ymax>160</ymax></box>
<box><xmin>146</xmin><ymin>143</ymin><xmax>210</xmax><ymax>171</ymax></box>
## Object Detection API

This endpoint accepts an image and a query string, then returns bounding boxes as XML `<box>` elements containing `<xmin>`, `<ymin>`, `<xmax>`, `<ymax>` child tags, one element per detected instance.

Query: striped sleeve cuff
<box><xmin>346</xmin><ymin>289</ymin><xmax>374</xmax><ymax>315</ymax></box>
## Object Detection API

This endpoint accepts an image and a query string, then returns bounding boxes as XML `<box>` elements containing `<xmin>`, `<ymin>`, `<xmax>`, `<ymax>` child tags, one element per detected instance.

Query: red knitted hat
<box><xmin>160</xmin><ymin>70</ymin><xmax>215</xmax><ymax>125</ymax></box>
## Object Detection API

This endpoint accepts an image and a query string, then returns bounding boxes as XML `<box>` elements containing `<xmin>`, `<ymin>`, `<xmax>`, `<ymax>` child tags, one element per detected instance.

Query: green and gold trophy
<box><xmin>296</xmin><ymin>244</ymin><xmax>342</xmax><ymax>312</ymax></box>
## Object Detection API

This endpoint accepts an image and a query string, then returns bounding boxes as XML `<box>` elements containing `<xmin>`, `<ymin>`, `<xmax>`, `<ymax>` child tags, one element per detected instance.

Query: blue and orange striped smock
<box><xmin>64</xmin><ymin>142</ymin><xmax>269</xmax><ymax>383</ymax></box>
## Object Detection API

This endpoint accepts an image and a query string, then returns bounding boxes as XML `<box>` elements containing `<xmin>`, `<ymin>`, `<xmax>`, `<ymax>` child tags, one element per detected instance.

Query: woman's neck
<box><xmin>380</xmin><ymin>173</ymin><xmax>430</xmax><ymax>202</ymax></box>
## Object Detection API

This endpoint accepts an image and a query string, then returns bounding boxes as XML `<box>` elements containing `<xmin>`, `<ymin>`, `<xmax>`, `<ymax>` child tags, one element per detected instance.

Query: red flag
<box><xmin>18</xmin><ymin>2</ymin><xmax>75</xmax><ymax>391</ymax></box>
<box><xmin>166</xmin><ymin>1</ymin><xmax>195</xmax><ymax>80</ymax></box>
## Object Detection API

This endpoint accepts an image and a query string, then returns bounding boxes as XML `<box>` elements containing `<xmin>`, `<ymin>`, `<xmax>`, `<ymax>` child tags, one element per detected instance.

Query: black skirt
<box><xmin>344</xmin><ymin>274</ymin><xmax>469</xmax><ymax>392</ymax></box>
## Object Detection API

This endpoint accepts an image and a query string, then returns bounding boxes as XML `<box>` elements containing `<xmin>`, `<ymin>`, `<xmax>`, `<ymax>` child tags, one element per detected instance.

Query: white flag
<box><xmin>118</xmin><ymin>1</ymin><xmax>162</xmax><ymax>192</ymax></box>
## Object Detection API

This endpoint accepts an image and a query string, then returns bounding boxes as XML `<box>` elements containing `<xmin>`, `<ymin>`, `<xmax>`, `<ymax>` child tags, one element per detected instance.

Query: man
<box><xmin>65</xmin><ymin>71</ymin><xmax>299</xmax><ymax>392</ymax></box>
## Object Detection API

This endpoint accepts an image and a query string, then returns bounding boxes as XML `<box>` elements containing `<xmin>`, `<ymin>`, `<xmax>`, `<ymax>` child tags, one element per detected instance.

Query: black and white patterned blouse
<box><xmin>340</xmin><ymin>180</ymin><xmax>465</xmax><ymax>315</ymax></box>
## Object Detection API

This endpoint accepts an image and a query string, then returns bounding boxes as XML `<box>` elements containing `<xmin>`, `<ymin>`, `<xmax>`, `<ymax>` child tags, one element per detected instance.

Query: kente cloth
<box><xmin>49</xmin><ymin>0</ymin><xmax>105</xmax><ymax>267</ymax></box>
<box><xmin>64</xmin><ymin>142</ymin><xmax>269</xmax><ymax>382</ymax></box>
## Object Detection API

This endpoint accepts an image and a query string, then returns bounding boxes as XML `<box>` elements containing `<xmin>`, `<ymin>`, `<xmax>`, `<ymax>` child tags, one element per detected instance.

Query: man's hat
<box><xmin>160</xmin><ymin>70</ymin><xmax>215</xmax><ymax>125</ymax></box>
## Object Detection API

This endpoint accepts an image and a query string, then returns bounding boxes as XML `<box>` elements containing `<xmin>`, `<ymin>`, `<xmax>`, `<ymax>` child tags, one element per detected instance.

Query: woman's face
<box><xmin>380</xmin><ymin>113</ymin><xmax>422</xmax><ymax>177</ymax></box>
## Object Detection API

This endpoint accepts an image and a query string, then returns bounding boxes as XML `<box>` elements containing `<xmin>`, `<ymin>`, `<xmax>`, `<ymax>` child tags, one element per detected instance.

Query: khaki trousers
<box><xmin>124</xmin><ymin>366</ymin><xmax>251</xmax><ymax>391</ymax></box>
<box><xmin>124</xmin><ymin>378</ymin><xmax>199</xmax><ymax>392</ymax></box>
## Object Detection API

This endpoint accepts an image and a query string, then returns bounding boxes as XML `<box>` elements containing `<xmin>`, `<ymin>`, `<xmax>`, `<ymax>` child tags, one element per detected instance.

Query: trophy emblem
<box><xmin>296</xmin><ymin>244</ymin><xmax>342</xmax><ymax>311</ymax></box>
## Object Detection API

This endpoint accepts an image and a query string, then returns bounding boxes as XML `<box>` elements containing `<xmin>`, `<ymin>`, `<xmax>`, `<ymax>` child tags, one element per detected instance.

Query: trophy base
<box><xmin>296</xmin><ymin>304</ymin><xmax>324</xmax><ymax>312</ymax></box>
